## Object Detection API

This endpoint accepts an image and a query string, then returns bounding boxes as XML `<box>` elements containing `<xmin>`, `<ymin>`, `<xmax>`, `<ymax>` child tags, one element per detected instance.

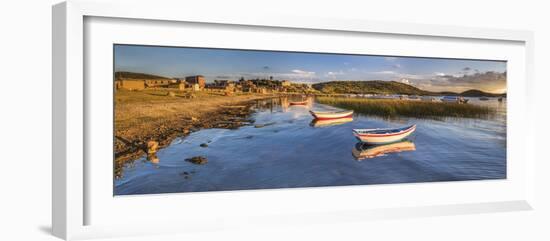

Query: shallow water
<box><xmin>114</xmin><ymin>96</ymin><xmax>506</xmax><ymax>195</ymax></box>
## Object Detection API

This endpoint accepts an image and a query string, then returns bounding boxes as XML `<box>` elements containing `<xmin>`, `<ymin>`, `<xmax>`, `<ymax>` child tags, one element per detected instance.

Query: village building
<box><xmin>191</xmin><ymin>83</ymin><xmax>201</xmax><ymax>91</ymax></box>
<box><xmin>238</xmin><ymin>80</ymin><xmax>257</xmax><ymax>93</ymax></box>
<box><xmin>206</xmin><ymin>80</ymin><xmax>236</xmax><ymax>92</ymax></box>
<box><xmin>213</xmin><ymin>79</ymin><xmax>231</xmax><ymax>86</ymax></box>
<box><xmin>256</xmin><ymin>87</ymin><xmax>268</xmax><ymax>94</ymax></box>
<box><xmin>281</xmin><ymin>80</ymin><xmax>291</xmax><ymax>87</ymax></box>
<box><xmin>115</xmin><ymin>77</ymin><xmax>181</xmax><ymax>91</ymax></box>
<box><xmin>186</xmin><ymin>75</ymin><xmax>206</xmax><ymax>89</ymax></box>
<box><xmin>144</xmin><ymin>79</ymin><xmax>171</xmax><ymax>88</ymax></box>
<box><xmin>115</xmin><ymin>79</ymin><xmax>146</xmax><ymax>90</ymax></box>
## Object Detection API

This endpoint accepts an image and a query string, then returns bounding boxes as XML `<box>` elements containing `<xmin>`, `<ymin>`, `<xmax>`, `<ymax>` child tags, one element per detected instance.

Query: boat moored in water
<box><xmin>353</xmin><ymin>124</ymin><xmax>416</xmax><ymax>145</ymax></box>
<box><xmin>309</xmin><ymin>110</ymin><xmax>354</xmax><ymax>120</ymax></box>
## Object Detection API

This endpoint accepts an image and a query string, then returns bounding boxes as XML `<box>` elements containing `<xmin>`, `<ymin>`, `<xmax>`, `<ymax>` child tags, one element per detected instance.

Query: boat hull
<box><xmin>353</xmin><ymin>125</ymin><xmax>416</xmax><ymax>145</ymax></box>
<box><xmin>310</xmin><ymin>110</ymin><xmax>354</xmax><ymax>120</ymax></box>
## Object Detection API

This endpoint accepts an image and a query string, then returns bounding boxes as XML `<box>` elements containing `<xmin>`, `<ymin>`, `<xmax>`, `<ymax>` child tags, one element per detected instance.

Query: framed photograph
<box><xmin>53</xmin><ymin>0</ymin><xmax>535</xmax><ymax>240</ymax></box>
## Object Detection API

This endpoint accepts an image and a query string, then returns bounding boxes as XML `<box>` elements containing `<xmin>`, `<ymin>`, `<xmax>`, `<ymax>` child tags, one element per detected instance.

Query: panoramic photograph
<box><xmin>113</xmin><ymin>44</ymin><xmax>507</xmax><ymax>195</ymax></box>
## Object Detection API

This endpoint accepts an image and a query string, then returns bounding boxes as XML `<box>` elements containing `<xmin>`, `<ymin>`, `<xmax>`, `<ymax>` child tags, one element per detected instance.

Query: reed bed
<box><xmin>316</xmin><ymin>97</ymin><xmax>494</xmax><ymax>119</ymax></box>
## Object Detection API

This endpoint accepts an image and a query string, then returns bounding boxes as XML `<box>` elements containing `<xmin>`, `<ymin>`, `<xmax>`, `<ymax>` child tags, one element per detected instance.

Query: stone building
<box><xmin>191</xmin><ymin>83</ymin><xmax>201</xmax><ymax>91</ymax></box>
<box><xmin>144</xmin><ymin>79</ymin><xmax>171</xmax><ymax>88</ymax></box>
<box><xmin>186</xmin><ymin>75</ymin><xmax>206</xmax><ymax>89</ymax></box>
<box><xmin>115</xmin><ymin>79</ymin><xmax>145</xmax><ymax>90</ymax></box>
<box><xmin>207</xmin><ymin>80</ymin><xmax>236</xmax><ymax>92</ymax></box>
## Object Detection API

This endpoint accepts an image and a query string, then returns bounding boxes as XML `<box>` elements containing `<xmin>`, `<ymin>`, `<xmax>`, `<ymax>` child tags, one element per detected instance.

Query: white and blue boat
<box><xmin>353</xmin><ymin>124</ymin><xmax>416</xmax><ymax>145</ymax></box>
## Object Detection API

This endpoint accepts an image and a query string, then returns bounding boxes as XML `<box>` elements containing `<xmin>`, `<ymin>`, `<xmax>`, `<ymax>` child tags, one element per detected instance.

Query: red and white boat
<box><xmin>289</xmin><ymin>100</ymin><xmax>308</xmax><ymax>106</ymax></box>
<box><xmin>309</xmin><ymin>110</ymin><xmax>354</xmax><ymax>120</ymax></box>
<box><xmin>353</xmin><ymin>124</ymin><xmax>416</xmax><ymax>145</ymax></box>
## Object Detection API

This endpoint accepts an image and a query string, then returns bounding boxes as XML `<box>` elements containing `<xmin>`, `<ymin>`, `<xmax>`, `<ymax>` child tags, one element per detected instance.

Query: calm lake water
<box><xmin>114</xmin><ymin>97</ymin><xmax>506</xmax><ymax>195</ymax></box>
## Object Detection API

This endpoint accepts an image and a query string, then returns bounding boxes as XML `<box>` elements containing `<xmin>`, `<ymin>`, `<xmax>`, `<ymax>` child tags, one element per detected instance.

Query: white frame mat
<box><xmin>52</xmin><ymin>1</ymin><xmax>535</xmax><ymax>240</ymax></box>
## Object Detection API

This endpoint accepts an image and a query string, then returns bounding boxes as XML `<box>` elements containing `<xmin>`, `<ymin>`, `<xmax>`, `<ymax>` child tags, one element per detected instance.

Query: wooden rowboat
<box><xmin>353</xmin><ymin>124</ymin><xmax>416</xmax><ymax>145</ymax></box>
<box><xmin>289</xmin><ymin>100</ymin><xmax>308</xmax><ymax>106</ymax></box>
<box><xmin>352</xmin><ymin>140</ymin><xmax>416</xmax><ymax>160</ymax></box>
<box><xmin>309</xmin><ymin>110</ymin><xmax>354</xmax><ymax>120</ymax></box>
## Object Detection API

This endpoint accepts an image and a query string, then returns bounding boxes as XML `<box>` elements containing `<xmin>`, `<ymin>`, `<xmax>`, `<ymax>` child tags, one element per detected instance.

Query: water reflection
<box><xmin>352</xmin><ymin>140</ymin><xmax>416</xmax><ymax>160</ymax></box>
<box><xmin>310</xmin><ymin>117</ymin><xmax>354</xmax><ymax>128</ymax></box>
<box><xmin>288</xmin><ymin>96</ymin><xmax>314</xmax><ymax>108</ymax></box>
<box><xmin>280</xmin><ymin>97</ymin><xmax>289</xmax><ymax>112</ymax></box>
<box><xmin>115</xmin><ymin>95</ymin><xmax>506</xmax><ymax>195</ymax></box>
<box><xmin>147</xmin><ymin>153</ymin><xmax>160</xmax><ymax>164</ymax></box>
<box><xmin>253</xmin><ymin>96</ymin><xmax>314</xmax><ymax>113</ymax></box>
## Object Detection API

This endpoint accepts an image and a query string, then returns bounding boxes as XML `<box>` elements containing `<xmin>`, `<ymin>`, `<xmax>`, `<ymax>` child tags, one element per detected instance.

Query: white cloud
<box><xmin>327</xmin><ymin>70</ymin><xmax>344</xmax><ymax>75</ymax></box>
<box><xmin>372</xmin><ymin>70</ymin><xmax>397</xmax><ymax>75</ymax></box>
<box><xmin>325</xmin><ymin>70</ymin><xmax>345</xmax><ymax>79</ymax></box>
<box><xmin>291</xmin><ymin>69</ymin><xmax>316</xmax><ymax>77</ymax></box>
<box><xmin>372</xmin><ymin>70</ymin><xmax>434</xmax><ymax>81</ymax></box>
<box><xmin>404</xmin><ymin>71</ymin><xmax>507</xmax><ymax>93</ymax></box>
<box><xmin>398</xmin><ymin>78</ymin><xmax>411</xmax><ymax>85</ymax></box>
<box><xmin>384</xmin><ymin>57</ymin><xmax>398</xmax><ymax>61</ymax></box>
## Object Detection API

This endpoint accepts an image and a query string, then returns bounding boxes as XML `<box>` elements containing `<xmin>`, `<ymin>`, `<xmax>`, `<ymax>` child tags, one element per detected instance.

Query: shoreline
<box><xmin>114</xmin><ymin>90</ymin><xmax>282</xmax><ymax>178</ymax></box>
<box><xmin>114</xmin><ymin>91</ymin><xmax>500</xmax><ymax>177</ymax></box>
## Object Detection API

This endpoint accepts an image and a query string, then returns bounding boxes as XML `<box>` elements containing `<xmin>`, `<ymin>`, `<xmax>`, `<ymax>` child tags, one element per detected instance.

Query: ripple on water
<box><xmin>115</xmin><ymin>97</ymin><xmax>506</xmax><ymax>195</ymax></box>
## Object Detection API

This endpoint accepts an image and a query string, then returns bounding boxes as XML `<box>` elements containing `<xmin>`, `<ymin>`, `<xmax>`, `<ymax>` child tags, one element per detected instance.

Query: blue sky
<box><xmin>114</xmin><ymin>45</ymin><xmax>507</xmax><ymax>93</ymax></box>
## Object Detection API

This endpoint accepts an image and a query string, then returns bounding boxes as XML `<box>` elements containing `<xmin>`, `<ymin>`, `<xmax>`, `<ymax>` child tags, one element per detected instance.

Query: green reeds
<box><xmin>316</xmin><ymin>97</ymin><xmax>494</xmax><ymax>119</ymax></box>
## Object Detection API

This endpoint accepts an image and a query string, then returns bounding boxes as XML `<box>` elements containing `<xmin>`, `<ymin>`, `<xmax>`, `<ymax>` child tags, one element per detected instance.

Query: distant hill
<box><xmin>312</xmin><ymin>80</ymin><xmax>504</xmax><ymax>97</ymax></box>
<box><xmin>459</xmin><ymin>89</ymin><xmax>505</xmax><ymax>97</ymax></box>
<box><xmin>115</xmin><ymin>71</ymin><xmax>171</xmax><ymax>80</ymax></box>
<box><xmin>312</xmin><ymin>80</ymin><xmax>432</xmax><ymax>95</ymax></box>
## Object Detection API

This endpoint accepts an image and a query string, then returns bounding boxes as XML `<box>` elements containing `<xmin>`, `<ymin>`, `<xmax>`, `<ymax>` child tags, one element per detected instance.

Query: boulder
<box><xmin>147</xmin><ymin>153</ymin><xmax>159</xmax><ymax>164</ymax></box>
<box><xmin>185</xmin><ymin>156</ymin><xmax>208</xmax><ymax>165</ymax></box>
<box><xmin>147</xmin><ymin>140</ymin><xmax>159</xmax><ymax>154</ymax></box>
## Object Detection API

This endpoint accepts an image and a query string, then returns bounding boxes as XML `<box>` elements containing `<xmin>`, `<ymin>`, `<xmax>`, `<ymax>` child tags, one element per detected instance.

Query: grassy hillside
<box><xmin>312</xmin><ymin>80</ymin><xmax>432</xmax><ymax>95</ymax></box>
<box><xmin>312</xmin><ymin>80</ymin><xmax>504</xmax><ymax>97</ymax></box>
<box><xmin>115</xmin><ymin>71</ymin><xmax>171</xmax><ymax>80</ymax></box>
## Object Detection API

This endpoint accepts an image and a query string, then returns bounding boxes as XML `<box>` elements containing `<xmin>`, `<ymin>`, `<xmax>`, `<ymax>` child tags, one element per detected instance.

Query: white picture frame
<box><xmin>52</xmin><ymin>0</ymin><xmax>535</xmax><ymax>240</ymax></box>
